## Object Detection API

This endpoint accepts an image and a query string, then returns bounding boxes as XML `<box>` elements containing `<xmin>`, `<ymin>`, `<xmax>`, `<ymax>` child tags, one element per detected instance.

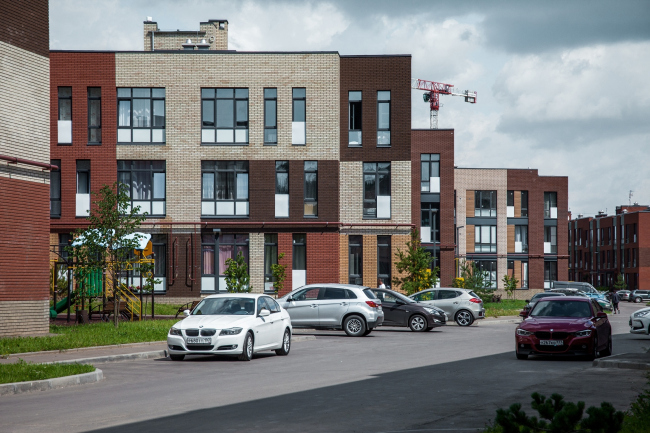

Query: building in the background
<box><xmin>569</xmin><ymin>205</ymin><xmax>650</xmax><ymax>290</ymax></box>
<box><xmin>453</xmin><ymin>168</ymin><xmax>568</xmax><ymax>293</ymax></box>
<box><xmin>0</xmin><ymin>0</ymin><xmax>52</xmax><ymax>336</ymax></box>
<box><xmin>50</xmin><ymin>19</ymin><xmax>413</xmax><ymax>300</ymax></box>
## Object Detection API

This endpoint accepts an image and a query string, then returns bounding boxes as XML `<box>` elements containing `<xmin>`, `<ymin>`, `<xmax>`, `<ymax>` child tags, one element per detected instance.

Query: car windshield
<box><xmin>384</xmin><ymin>290</ymin><xmax>415</xmax><ymax>304</ymax></box>
<box><xmin>530</xmin><ymin>300</ymin><xmax>592</xmax><ymax>318</ymax></box>
<box><xmin>191</xmin><ymin>298</ymin><xmax>255</xmax><ymax>315</ymax></box>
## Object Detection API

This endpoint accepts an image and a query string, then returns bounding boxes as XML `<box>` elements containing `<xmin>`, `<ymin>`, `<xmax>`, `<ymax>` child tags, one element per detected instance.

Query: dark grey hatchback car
<box><xmin>370</xmin><ymin>289</ymin><xmax>447</xmax><ymax>331</ymax></box>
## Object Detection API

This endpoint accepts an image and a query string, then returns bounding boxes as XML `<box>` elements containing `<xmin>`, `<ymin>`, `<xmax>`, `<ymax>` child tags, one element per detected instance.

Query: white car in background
<box><xmin>167</xmin><ymin>294</ymin><xmax>292</xmax><ymax>361</ymax></box>
<box><xmin>630</xmin><ymin>306</ymin><xmax>650</xmax><ymax>335</ymax></box>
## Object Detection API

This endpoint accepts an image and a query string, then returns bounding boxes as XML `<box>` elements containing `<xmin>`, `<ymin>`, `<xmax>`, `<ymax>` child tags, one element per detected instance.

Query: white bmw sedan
<box><xmin>167</xmin><ymin>294</ymin><xmax>292</xmax><ymax>361</ymax></box>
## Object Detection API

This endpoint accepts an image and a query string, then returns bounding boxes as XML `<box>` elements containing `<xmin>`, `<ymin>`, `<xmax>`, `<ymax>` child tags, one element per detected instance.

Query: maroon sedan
<box><xmin>515</xmin><ymin>296</ymin><xmax>612</xmax><ymax>360</ymax></box>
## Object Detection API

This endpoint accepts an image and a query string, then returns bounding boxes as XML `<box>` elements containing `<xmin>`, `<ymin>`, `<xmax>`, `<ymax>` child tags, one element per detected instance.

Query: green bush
<box><xmin>620</xmin><ymin>375</ymin><xmax>650</xmax><ymax>433</ymax></box>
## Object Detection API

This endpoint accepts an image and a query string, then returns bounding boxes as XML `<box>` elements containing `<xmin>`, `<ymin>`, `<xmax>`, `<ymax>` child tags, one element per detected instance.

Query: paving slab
<box><xmin>593</xmin><ymin>352</ymin><xmax>650</xmax><ymax>370</ymax></box>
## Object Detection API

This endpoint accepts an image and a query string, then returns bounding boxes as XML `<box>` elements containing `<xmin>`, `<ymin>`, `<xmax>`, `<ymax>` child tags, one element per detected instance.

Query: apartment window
<box><xmin>201</xmin><ymin>161</ymin><xmax>249</xmax><ymax>217</ymax></box>
<box><xmin>544</xmin><ymin>226</ymin><xmax>557</xmax><ymax>254</ymax></box>
<box><xmin>275</xmin><ymin>161</ymin><xmax>289</xmax><ymax>218</ymax></box>
<box><xmin>50</xmin><ymin>160</ymin><xmax>61</xmax><ymax>218</ymax></box>
<box><xmin>363</xmin><ymin>162</ymin><xmax>391</xmax><ymax>219</ymax></box>
<box><xmin>349</xmin><ymin>91</ymin><xmax>362</xmax><ymax>145</ymax></box>
<box><xmin>152</xmin><ymin>234</ymin><xmax>167</xmax><ymax>283</ymax></box>
<box><xmin>117</xmin><ymin>88</ymin><xmax>165</xmax><ymax>143</ymax></box>
<box><xmin>633</xmin><ymin>224</ymin><xmax>637</xmax><ymax>242</ymax></box>
<box><xmin>201</xmin><ymin>88</ymin><xmax>248</xmax><ymax>144</ymax></box>
<box><xmin>515</xmin><ymin>225</ymin><xmax>528</xmax><ymax>253</ymax></box>
<box><xmin>264</xmin><ymin>88</ymin><xmax>277</xmax><ymax>144</ymax></box>
<box><xmin>76</xmin><ymin>160</ymin><xmax>90</xmax><ymax>217</ymax></box>
<box><xmin>292</xmin><ymin>88</ymin><xmax>306</xmax><ymax>145</ymax></box>
<box><xmin>377</xmin><ymin>90</ymin><xmax>391</xmax><ymax>146</ymax></box>
<box><xmin>58</xmin><ymin>233</ymin><xmax>73</xmax><ymax>261</ymax></box>
<box><xmin>421</xmin><ymin>154</ymin><xmax>440</xmax><ymax>193</ymax></box>
<box><xmin>475</xmin><ymin>225</ymin><xmax>497</xmax><ymax>253</ymax></box>
<box><xmin>264</xmin><ymin>234</ymin><xmax>278</xmax><ymax>292</ymax></box>
<box><xmin>87</xmin><ymin>87</ymin><xmax>101</xmax><ymax>144</ymax></box>
<box><xmin>58</xmin><ymin>87</ymin><xmax>72</xmax><ymax>144</ymax></box>
<box><xmin>475</xmin><ymin>190</ymin><xmax>497</xmax><ymax>217</ymax></box>
<box><xmin>349</xmin><ymin>235</ymin><xmax>362</xmax><ymax>285</ymax></box>
<box><xmin>293</xmin><ymin>234</ymin><xmax>307</xmax><ymax>288</ymax></box>
<box><xmin>544</xmin><ymin>261</ymin><xmax>558</xmax><ymax>289</ymax></box>
<box><xmin>521</xmin><ymin>191</ymin><xmax>528</xmax><ymax>217</ymax></box>
<box><xmin>117</xmin><ymin>161</ymin><xmax>166</xmax><ymax>216</ymax></box>
<box><xmin>304</xmin><ymin>161</ymin><xmax>318</xmax><ymax>217</ymax></box>
<box><xmin>544</xmin><ymin>192</ymin><xmax>557</xmax><ymax>218</ymax></box>
<box><xmin>378</xmin><ymin>236</ymin><xmax>391</xmax><ymax>288</ymax></box>
<box><xmin>421</xmin><ymin>203</ymin><xmax>440</xmax><ymax>243</ymax></box>
<box><xmin>475</xmin><ymin>260</ymin><xmax>497</xmax><ymax>289</ymax></box>
<box><xmin>201</xmin><ymin>234</ymin><xmax>249</xmax><ymax>292</ymax></box>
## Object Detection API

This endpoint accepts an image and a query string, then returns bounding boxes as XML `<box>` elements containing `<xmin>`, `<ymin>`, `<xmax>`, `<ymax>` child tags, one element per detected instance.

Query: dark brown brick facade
<box><xmin>411</xmin><ymin>129</ymin><xmax>455</xmax><ymax>286</ymax></box>
<box><xmin>340</xmin><ymin>56</ymin><xmax>411</xmax><ymax>162</ymax></box>
<box><xmin>0</xmin><ymin>0</ymin><xmax>49</xmax><ymax>58</ymax></box>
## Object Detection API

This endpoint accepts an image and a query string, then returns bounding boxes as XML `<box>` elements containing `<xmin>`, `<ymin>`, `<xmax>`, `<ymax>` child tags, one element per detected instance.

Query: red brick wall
<box><xmin>0</xmin><ymin>177</ymin><xmax>50</xmax><ymax>301</ymax></box>
<box><xmin>306</xmin><ymin>232</ymin><xmax>339</xmax><ymax>286</ymax></box>
<box><xmin>0</xmin><ymin>0</ymin><xmax>49</xmax><ymax>58</ymax></box>
<box><xmin>411</xmin><ymin>129</ymin><xmax>455</xmax><ymax>286</ymax></box>
<box><xmin>340</xmin><ymin>56</ymin><xmax>411</xmax><ymax>162</ymax></box>
<box><xmin>50</xmin><ymin>52</ymin><xmax>117</xmax><ymax>229</ymax></box>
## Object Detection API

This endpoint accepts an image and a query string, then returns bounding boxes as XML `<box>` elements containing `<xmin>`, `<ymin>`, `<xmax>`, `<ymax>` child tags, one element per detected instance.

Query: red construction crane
<box><xmin>411</xmin><ymin>78</ymin><xmax>477</xmax><ymax>129</ymax></box>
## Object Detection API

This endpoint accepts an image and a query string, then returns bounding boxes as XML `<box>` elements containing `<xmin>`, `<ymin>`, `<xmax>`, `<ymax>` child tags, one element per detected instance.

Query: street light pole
<box><xmin>456</xmin><ymin>226</ymin><xmax>465</xmax><ymax>278</ymax></box>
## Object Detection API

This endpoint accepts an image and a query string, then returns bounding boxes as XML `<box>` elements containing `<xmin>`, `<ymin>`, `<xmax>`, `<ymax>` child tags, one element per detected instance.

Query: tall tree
<box><xmin>67</xmin><ymin>182</ymin><xmax>147</xmax><ymax>328</ymax></box>
<box><xmin>392</xmin><ymin>230</ymin><xmax>438</xmax><ymax>295</ymax></box>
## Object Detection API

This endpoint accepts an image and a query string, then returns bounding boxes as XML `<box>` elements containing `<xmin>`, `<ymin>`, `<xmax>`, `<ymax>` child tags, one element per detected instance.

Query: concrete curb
<box><xmin>3</xmin><ymin>341</ymin><xmax>167</xmax><ymax>358</ymax></box>
<box><xmin>593</xmin><ymin>355</ymin><xmax>650</xmax><ymax>371</ymax></box>
<box><xmin>42</xmin><ymin>350</ymin><xmax>169</xmax><ymax>366</ymax></box>
<box><xmin>0</xmin><ymin>369</ymin><xmax>103</xmax><ymax>396</ymax></box>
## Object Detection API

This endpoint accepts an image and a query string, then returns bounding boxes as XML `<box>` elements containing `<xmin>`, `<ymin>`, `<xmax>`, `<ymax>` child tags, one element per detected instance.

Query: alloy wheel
<box><xmin>283</xmin><ymin>330</ymin><xmax>290</xmax><ymax>352</ymax></box>
<box><xmin>347</xmin><ymin>318</ymin><xmax>362</xmax><ymax>334</ymax></box>
<box><xmin>456</xmin><ymin>310</ymin><xmax>473</xmax><ymax>326</ymax></box>
<box><xmin>247</xmin><ymin>336</ymin><xmax>253</xmax><ymax>358</ymax></box>
<box><xmin>410</xmin><ymin>315</ymin><xmax>426</xmax><ymax>331</ymax></box>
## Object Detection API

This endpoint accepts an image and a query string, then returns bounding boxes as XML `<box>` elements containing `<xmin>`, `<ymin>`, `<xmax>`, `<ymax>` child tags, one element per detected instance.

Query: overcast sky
<box><xmin>50</xmin><ymin>0</ymin><xmax>650</xmax><ymax>217</ymax></box>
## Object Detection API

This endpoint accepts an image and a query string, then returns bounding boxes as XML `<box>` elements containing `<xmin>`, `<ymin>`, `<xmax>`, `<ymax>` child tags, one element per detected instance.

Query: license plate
<box><xmin>186</xmin><ymin>337</ymin><xmax>211</xmax><ymax>344</ymax></box>
<box><xmin>540</xmin><ymin>340</ymin><xmax>564</xmax><ymax>346</ymax></box>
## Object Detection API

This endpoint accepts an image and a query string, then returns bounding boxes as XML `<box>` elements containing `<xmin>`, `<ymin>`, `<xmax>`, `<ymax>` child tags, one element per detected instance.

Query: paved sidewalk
<box><xmin>594</xmin><ymin>353</ymin><xmax>650</xmax><ymax>370</ymax></box>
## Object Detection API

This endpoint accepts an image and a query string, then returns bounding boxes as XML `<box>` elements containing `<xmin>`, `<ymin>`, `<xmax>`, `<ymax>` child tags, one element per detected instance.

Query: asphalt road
<box><xmin>2</xmin><ymin>302</ymin><xmax>649</xmax><ymax>433</ymax></box>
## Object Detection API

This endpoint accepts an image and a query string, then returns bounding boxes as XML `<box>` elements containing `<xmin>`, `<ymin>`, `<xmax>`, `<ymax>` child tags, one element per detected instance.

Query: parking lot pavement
<box><xmin>2</xmin><ymin>303</ymin><xmax>649</xmax><ymax>433</ymax></box>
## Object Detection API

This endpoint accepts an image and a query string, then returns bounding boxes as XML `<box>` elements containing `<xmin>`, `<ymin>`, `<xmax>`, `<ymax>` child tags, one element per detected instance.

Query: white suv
<box><xmin>277</xmin><ymin>284</ymin><xmax>384</xmax><ymax>336</ymax></box>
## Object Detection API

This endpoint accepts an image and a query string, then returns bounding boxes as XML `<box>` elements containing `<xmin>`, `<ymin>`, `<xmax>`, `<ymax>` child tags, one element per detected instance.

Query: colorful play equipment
<box><xmin>50</xmin><ymin>232</ymin><xmax>156</xmax><ymax>322</ymax></box>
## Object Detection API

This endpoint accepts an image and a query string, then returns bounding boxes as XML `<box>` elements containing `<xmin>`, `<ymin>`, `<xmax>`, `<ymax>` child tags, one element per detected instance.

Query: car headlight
<box><xmin>219</xmin><ymin>327</ymin><xmax>243</xmax><ymax>336</ymax></box>
<box><xmin>423</xmin><ymin>307</ymin><xmax>438</xmax><ymax>315</ymax></box>
<box><xmin>516</xmin><ymin>328</ymin><xmax>533</xmax><ymax>336</ymax></box>
<box><xmin>169</xmin><ymin>327</ymin><xmax>182</xmax><ymax>336</ymax></box>
<box><xmin>634</xmin><ymin>311</ymin><xmax>650</xmax><ymax>318</ymax></box>
<box><xmin>573</xmin><ymin>330</ymin><xmax>592</xmax><ymax>337</ymax></box>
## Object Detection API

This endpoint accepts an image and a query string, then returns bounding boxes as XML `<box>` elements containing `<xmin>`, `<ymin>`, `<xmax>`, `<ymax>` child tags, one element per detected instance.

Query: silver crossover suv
<box><xmin>409</xmin><ymin>288</ymin><xmax>485</xmax><ymax>326</ymax></box>
<box><xmin>277</xmin><ymin>284</ymin><xmax>384</xmax><ymax>336</ymax></box>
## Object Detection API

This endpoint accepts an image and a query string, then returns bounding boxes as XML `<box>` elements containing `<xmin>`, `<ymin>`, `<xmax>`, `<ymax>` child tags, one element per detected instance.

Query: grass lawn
<box><xmin>483</xmin><ymin>299</ymin><xmax>526</xmax><ymax>318</ymax></box>
<box><xmin>0</xmin><ymin>319</ymin><xmax>178</xmax><ymax>356</ymax></box>
<box><xmin>140</xmin><ymin>302</ymin><xmax>186</xmax><ymax>316</ymax></box>
<box><xmin>0</xmin><ymin>360</ymin><xmax>95</xmax><ymax>385</ymax></box>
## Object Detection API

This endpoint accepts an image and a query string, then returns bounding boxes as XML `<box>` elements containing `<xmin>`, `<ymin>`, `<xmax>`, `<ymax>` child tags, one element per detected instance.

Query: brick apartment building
<box><xmin>0</xmin><ymin>0</ymin><xmax>52</xmax><ymax>336</ymax></box>
<box><xmin>49</xmin><ymin>19</ymin><xmax>414</xmax><ymax>300</ymax></box>
<box><xmin>452</xmin><ymin>168</ymin><xmax>568</xmax><ymax>292</ymax></box>
<box><xmin>569</xmin><ymin>205</ymin><xmax>650</xmax><ymax>290</ymax></box>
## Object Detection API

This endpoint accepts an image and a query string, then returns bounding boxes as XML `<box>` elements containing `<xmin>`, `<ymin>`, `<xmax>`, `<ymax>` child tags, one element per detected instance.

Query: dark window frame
<box><xmin>200</xmin><ymin>161</ymin><xmax>249</xmax><ymax>217</ymax></box>
<box><xmin>201</xmin><ymin>233</ymin><xmax>249</xmax><ymax>282</ymax></box>
<box><xmin>201</xmin><ymin>88</ymin><xmax>249</xmax><ymax>145</ymax></box>
<box><xmin>421</xmin><ymin>202</ymin><xmax>440</xmax><ymax>243</ymax></box>
<box><xmin>87</xmin><ymin>87</ymin><xmax>101</xmax><ymax>145</ymax></box>
<box><xmin>420</xmin><ymin>154</ymin><xmax>440</xmax><ymax>192</ymax></box>
<box><xmin>521</xmin><ymin>191</ymin><xmax>528</xmax><ymax>217</ymax></box>
<box><xmin>544</xmin><ymin>226</ymin><xmax>557</xmax><ymax>254</ymax></box>
<box><xmin>264</xmin><ymin>88</ymin><xmax>277</xmax><ymax>145</ymax></box>
<box><xmin>377</xmin><ymin>235</ymin><xmax>391</xmax><ymax>288</ymax></box>
<box><xmin>377</xmin><ymin>90</ymin><xmax>391</xmax><ymax>146</ymax></box>
<box><xmin>117</xmin><ymin>87</ymin><xmax>166</xmax><ymax>144</ymax></box>
<box><xmin>58</xmin><ymin>87</ymin><xmax>72</xmax><ymax>145</ymax></box>
<box><xmin>475</xmin><ymin>260</ymin><xmax>497</xmax><ymax>289</ymax></box>
<box><xmin>475</xmin><ymin>225</ymin><xmax>497</xmax><ymax>253</ymax></box>
<box><xmin>304</xmin><ymin>161</ymin><xmax>318</xmax><ymax>217</ymax></box>
<box><xmin>117</xmin><ymin>160</ymin><xmax>166</xmax><ymax>217</ymax></box>
<box><xmin>507</xmin><ymin>190</ymin><xmax>514</xmax><ymax>207</ymax></box>
<box><xmin>515</xmin><ymin>225</ymin><xmax>529</xmax><ymax>252</ymax></box>
<box><xmin>293</xmin><ymin>234</ymin><xmax>306</xmax><ymax>271</ymax></box>
<box><xmin>50</xmin><ymin>159</ymin><xmax>61</xmax><ymax>218</ymax></box>
<box><xmin>348</xmin><ymin>90</ymin><xmax>362</xmax><ymax>146</ymax></box>
<box><xmin>349</xmin><ymin>235</ymin><xmax>363</xmax><ymax>285</ymax></box>
<box><xmin>474</xmin><ymin>190</ymin><xmax>497</xmax><ymax>217</ymax></box>
<box><xmin>544</xmin><ymin>261</ymin><xmax>558</xmax><ymax>284</ymax></box>
<box><xmin>544</xmin><ymin>191</ymin><xmax>557</xmax><ymax>218</ymax></box>
<box><xmin>363</xmin><ymin>162</ymin><xmax>391</xmax><ymax>220</ymax></box>
<box><xmin>292</xmin><ymin>88</ymin><xmax>306</xmax><ymax>146</ymax></box>
<box><xmin>264</xmin><ymin>234</ymin><xmax>278</xmax><ymax>289</ymax></box>
<box><xmin>76</xmin><ymin>160</ymin><xmax>90</xmax><ymax>195</ymax></box>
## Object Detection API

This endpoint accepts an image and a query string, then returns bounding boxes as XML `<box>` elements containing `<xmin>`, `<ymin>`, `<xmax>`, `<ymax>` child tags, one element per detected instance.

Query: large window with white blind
<box><xmin>117</xmin><ymin>88</ymin><xmax>165</xmax><ymax>144</ymax></box>
<box><xmin>201</xmin><ymin>161</ymin><xmax>249</xmax><ymax>217</ymax></box>
<box><xmin>201</xmin><ymin>88</ymin><xmax>249</xmax><ymax>144</ymax></box>
<box><xmin>117</xmin><ymin>161</ymin><xmax>166</xmax><ymax>216</ymax></box>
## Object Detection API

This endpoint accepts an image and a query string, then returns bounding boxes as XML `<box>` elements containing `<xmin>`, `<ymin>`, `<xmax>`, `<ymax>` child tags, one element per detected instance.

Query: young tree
<box><xmin>459</xmin><ymin>260</ymin><xmax>495</xmax><ymax>302</ymax></box>
<box><xmin>224</xmin><ymin>251</ymin><xmax>252</xmax><ymax>293</ymax></box>
<box><xmin>502</xmin><ymin>274</ymin><xmax>519</xmax><ymax>300</ymax></box>
<box><xmin>67</xmin><ymin>182</ymin><xmax>147</xmax><ymax>328</ymax></box>
<box><xmin>392</xmin><ymin>230</ymin><xmax>439</xmax><ymax>295</ymax></box>
<box><xmin>271</xmin><ymin>252</ymin><xmax>287</xmax><ymax>296</ymax></box>
<box><xmin>613</xmin><ymin>274</ymin><xmax>627</xmax><ymax>291</ymax></box>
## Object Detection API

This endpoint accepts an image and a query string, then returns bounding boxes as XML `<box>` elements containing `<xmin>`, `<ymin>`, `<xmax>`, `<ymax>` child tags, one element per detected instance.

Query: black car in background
<box><xmin>520</xmin><ymin>292</ymin><xmax>566</xmax><ymax>317</ymax></box>
<box><xmin>370</xmin><ymin>289</ymin><xmax>447</xmax><ymax>332</ymax></box>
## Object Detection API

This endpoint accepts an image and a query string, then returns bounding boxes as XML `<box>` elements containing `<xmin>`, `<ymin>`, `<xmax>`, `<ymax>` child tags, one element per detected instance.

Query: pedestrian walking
<box><xmin>611</xmin><ymin>289</ymin><xmax>620</xmax><ymax>314</ymax></box>
<box><xmin>378</xmin><ymin>279</ymin><xmax>386</xmax><ymax>289</ymax></box>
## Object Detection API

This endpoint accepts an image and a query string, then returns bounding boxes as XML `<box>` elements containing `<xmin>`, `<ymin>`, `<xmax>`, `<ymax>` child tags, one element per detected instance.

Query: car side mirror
<box><xmin>596</xmin><ymin>311</ymin><xmax>607</xmax><ymax>319</ymax></box>
<box><xmin>519</xmin><ymin>310</ymin><xmax>529</xmax><ymax>318</ymax></box>
<box><xmin>287</xmin><ymin>296</ymin><xmax>293</xmax><ymax>302</ymax></box>
<box><xmin>525</xmin><ymin>300</ymin><xmax>530</xmax><ymax>303</ymax></box>
<box><xmin>183</xmin><ymin>309</ymin><xmax>191</xmax><ymax>317</ymax></box>
<box><xmin>259</xmin><ymin>308</ymin><xmax>270</xmax><ymax>317</ymax></box>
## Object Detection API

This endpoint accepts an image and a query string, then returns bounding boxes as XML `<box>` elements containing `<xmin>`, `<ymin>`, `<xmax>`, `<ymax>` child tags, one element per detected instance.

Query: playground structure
<box><xmin>50</xmin><ymin>233</ymin><xmax>156</xmax><ymax>323</ymax></box>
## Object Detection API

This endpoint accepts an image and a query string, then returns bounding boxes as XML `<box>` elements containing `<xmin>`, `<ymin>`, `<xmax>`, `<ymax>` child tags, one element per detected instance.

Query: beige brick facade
<box><xmin>248</xmin><ymin>232</ymin><xmax>264</xmax><ymax>293</ymax></box>
<box><xmin>339</xmin><ymin>161</ymin><xmax>411</xmax><ymax>224</ymax></box>
<box><xmin>0</xmin><ymin>300</ymin><xmax>49</xmax><ymax>337</ymax></box>
<box><xmin>115</xmin><ymin>52</ymin><xmax>340</xmax><ymax>223</ymax></box>
<box><xmin>455</xmin><ymin>168</ymin><xmax>508</xmax><ymax>288</ymax></box>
